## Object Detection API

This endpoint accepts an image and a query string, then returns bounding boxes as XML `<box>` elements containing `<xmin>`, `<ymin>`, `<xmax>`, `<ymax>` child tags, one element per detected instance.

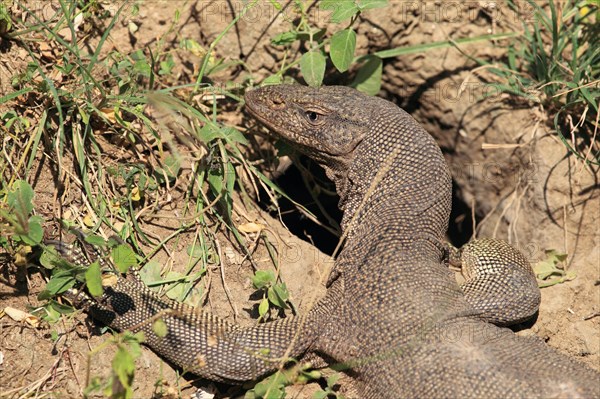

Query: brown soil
<box><xmin>1</xmin><ymin>2</ymin><xmax>598</xmax><ymax>398</ymax></box>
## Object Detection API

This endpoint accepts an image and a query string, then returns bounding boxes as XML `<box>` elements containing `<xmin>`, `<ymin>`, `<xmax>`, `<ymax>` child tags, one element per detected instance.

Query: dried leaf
<box><xmin>238</xmin><ymin>222</ymin><xmax>266</xmax><ymax>234</ymax></box>
<box><xmin>38</xmin><ymin>42</ymin><xmax>54</xmax><ymax>59</ymax></box>
<box><xmin>57</xmin><ymin>27</ymin><xmax>72</xmax><ymax>42</ymax></box>
<box><xmin>14</xmin><ymin>245</ymin><xmax>32</xmax><ymax>266</ymax></box>
<box><xmin>4</xmin><ymin>307</ymin><xmax>41</xmax><ymax>328</ymax></box>
<box><xmin>102</xmin><ymin>273</ymin><xmax>119</xmax><ymax>287</ymax></box>
<box><xmin>130</xmin><ymin>186</ymin><xmax>141</xmax><ymax>201</ymax></box>
<box><xmin>99</xmin><ymin>107</ymin><xmax>117</xmax><ymax>123</ymax></box>
<box><xmin>83</xmin><ymin>212</ymin><xmax>95</xmax><ymax>227</ymax></box>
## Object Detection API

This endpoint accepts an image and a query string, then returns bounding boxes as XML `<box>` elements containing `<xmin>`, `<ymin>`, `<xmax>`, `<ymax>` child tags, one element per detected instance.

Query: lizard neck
<box><xmin>335</xmin><ymin>107</ymin><xmax>452</xmax><ymax>242</ymax></box>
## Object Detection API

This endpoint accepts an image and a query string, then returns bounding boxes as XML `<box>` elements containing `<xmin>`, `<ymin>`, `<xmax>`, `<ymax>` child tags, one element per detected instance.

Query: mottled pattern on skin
<box><xmin>50</xmin><ymin>85</ymin><xmax>600</xmax><ymax>398</ymax></box>
<box><xmin>449</xmin><ymin>237</ymin><xmax>541</xmax><ymax>325</ymax></box>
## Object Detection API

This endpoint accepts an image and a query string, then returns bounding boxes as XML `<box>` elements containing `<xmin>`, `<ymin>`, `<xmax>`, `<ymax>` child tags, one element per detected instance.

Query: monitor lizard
<box><xmin>50</xmin><ymin>85</ymin><xmax>600</xmax><ymax>398</ymax></box>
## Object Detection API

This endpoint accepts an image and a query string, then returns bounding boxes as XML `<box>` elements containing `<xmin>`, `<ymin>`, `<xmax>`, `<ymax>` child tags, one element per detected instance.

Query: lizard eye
<box><xmin>306</xmin><ymin>111</ymin><xmax>319</xmax><ymax>122</ymax></box>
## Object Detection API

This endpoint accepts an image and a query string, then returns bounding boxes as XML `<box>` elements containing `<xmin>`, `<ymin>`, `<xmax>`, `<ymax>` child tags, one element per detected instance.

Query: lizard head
<box><xmin>245</xmin><ymin>84</ymin><xmax>396</xmax><ymax>212</ymax></box>
<box><xmin>245</xmin><ymin>85</ymin><xmax>378</xmax><ymax>160</ymax></box>
<box><xmin>246</xmin><ymin>84</ymin><xmax>452</xmax><ymax>230</ymax></box>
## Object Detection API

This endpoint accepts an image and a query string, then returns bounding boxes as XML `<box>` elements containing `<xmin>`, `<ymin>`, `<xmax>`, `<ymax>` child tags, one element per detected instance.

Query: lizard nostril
<box><xmin>270</xmin><ymin>95</ymin><xmax>286</xmax><ymax>109</ymax></box>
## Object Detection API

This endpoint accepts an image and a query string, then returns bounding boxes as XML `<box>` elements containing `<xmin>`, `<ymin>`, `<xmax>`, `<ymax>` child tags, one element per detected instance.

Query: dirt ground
<box><xmin>1</xmin><ymin>2</ymin><xmax>598</xmax><ymax>398</ymax></box>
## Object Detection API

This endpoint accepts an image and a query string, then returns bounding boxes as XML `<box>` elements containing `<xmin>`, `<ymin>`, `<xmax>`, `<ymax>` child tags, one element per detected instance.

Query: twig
<box><xmin>214</xmin><ymin>239</ymin><xmax>238</xmax><ymax>319</ymax></box>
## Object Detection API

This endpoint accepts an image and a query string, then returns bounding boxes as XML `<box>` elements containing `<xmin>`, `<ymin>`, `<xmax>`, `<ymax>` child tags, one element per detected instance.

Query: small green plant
<box><xmin>1</xmin><ymin>110</ymin><xmax>31</xmax><ymax>134</ymax></box>
<box><xmin>244</xmin><ymin>362</ymin><xmax>322</xmax><ymax>399</ymax></box>
<box><xmin>534</xmin><ymin>249</ymin><xmax>577</xmax><ymax>288</ymax></box>
<box><xmin>267</xmin><ymin>0</ymin><xmax>388</xmax><ymax>93</ymax></box>
<box><xmin>268</xmin><ymin>0</ymin><xmax>514</xmax><ymax>95</ymax></box>
<box><xmin>137</xmin><ymin>243</ymin><xmax>207</xmax><ymax>306</ymax></box>
<box><xmin>0</xmin><ymin>180</ymin><xmax>43</xmax><ymax>247</ymax></box>
<box><xmin>83</xmin><ymin>331</ymin><xmax>145</xmax><ymax>399</ymax></box>
<box><xmin>0</xmin><ymin>0</ymin><xmax>12</xmax><ymax>35</ymax></box>
<box><xmin>481</xmin><ymin>0</ymin><xmax>599</xmax><ymax>164</ymax></box>
<box><xmin>313</xmin><ymin>373</ymin><xmax>345</xmax><ymax>399</ymax></box>
<box><xmin>36</xmin><ymin>233</ymin><xmax>137</xmax><ymax>300</ymax></box>
<box><xmin>252</xmin><ymin>269</ymin><xmax>291</xmax><ymax>321</ymax></box>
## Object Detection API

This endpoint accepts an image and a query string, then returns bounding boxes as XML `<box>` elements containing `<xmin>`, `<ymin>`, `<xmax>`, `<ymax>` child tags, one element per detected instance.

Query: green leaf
<box><xmin>579</xmin><ymin>87</ymin><xmax>596</xmax><ymax>108</ymax></box>
<box><xmin>207</xmin><ymin>164</ymin><xmax>224</xmax><ymax>195</ymax></box>
<box><xmin>5</xmin><ymin>180</ymin><xmax>38</xmax><ymax>244</ymax></box>
<box><xmin>130</xmin><ymin>49</ymin><xmax>145</xmax><ymax>61</ymax></box>
<box><xmin>138</xmin><ymin>260</ymin><xmax>162</xmax><ymax>290</ymax></box>
<box><xmin>8</xmin><ymin>180</ymin><xmax>34</xmax><ymax>215</ymax></box>
<box><xmin>223</xmin><ymin>160</ymin><xmax>236</xmax><ymax>217</ymax></box>
<box><xmin>271</xmin><ymin>31</ymin><xmax>297</xmax><ymax>46</ymax></box>
<box><xmin>43</xmin><ymin>304</ymin><xmax>61</xmax><ymax>324</ymax></box>
<box><xmin>37</xmin><ymin>300</ymin><xmax>75</xmax><ymax>323</ymax></box>
<box><xmin>162</xmin><ymin>155</ymin><xmax>181</xmax><ymax>179</ymax></box>
<box><xmin>538</xmin><ymin>270</ymin><xmax>577</xmax><ymax>288</ymax></box>
<box><xmin>0</xmin><ymin>2</ymin><xmax>13</xmax><ymax>34</ymax></box>
<box><xmin>327</xmin><ymin>372</ymin><xmax>341</xmax><ymax>387</ymax></box>
<box><xmin>197</xmin><ymin>124</ymin><xmax>247</xmax><ymax>145</ymax></box>
<box><xmin>39</xmin><ymin>271</ymin><xmax>76</xmax><ymax>299</ymax></box>
<box><xmin>187</xmin><ymin>244</ymin><xmax>204</xmax><ymax>259</ymax></box>
<box><xmin>297</xmin><ymin>28</ymin><xmax>327</xmax><ymax>43</ymax></box>
<box><xmin>112</xmin><ymin>346</ymin><xmax>135</xmax><ymax>388</ymax></box>
<box><xmin>507</xmin><ymin>45</ymin><xmax>516</xmax><ymax>71</ymax></box>
<box><xmin>154</xmin><ymin>155</ymin><xmax>181</xmax><ymax>184</ymax></box>
<box><xmin>184</xmin><ymin>286</ymin><xmax>203</xmax><ymax>307</ymax></box>
<box><xmin>249</xmin><ymin>371</ymin><xmax>287</xmax><ymax>399</ymax></box>
<box><xmin>258</xmin><ymin>298</ymin><xmax>269</xmax><ymax>318</ymax></box>
<box><xmin>299</xmin><ymin>369</ymin><xmax>321</xmax><ymax>384</ymax></box>
<box><xmin>263</xmin><ymin>74</ymin><xmax>283</xmax><ymax>85</ymax></box>
<box><xmin>47</xmin><ymin>300</ymin><xmax>76</xmax><ymax>315</ymax></box>
<box><xmin>123</xmin><ymin>332</ymin><xmax>143</xmax><ymax>356</ymax></box>
<box><xmin>180</xmin><ymin>38</ymin><xmax>207</xmax><ymax>57</ymax></box>
<box><xmin>312</xmin><ymin>391</ymin><xmax>328</xmax><ymax>399</ymax></box>
<box><xmin>20</xmin><ymin>215</ymin><xmax>43</xmax><ymax>245</ymax></box>
<box><xmin>39</xmin><ymin>246</ymin><xmax>61</xmax><ymax>269</ymax></box>
<box><xmin>165</xmin><ymin>271</ymin><xmax>189</xmax><ymax>301</ymax></box>
<box><xmin>351</xmin><ymin>55</ymin><xmax>382</xmax><ymax>95</ymax></box>
<box><xmin>111</xmin><ymin>244</ymin><xmax>137</xmax><ymax>273</ymax></box>
<box><xmin>77</xmin><ymin>104</ymin><xmax>90</xmax><ymax>125</ymax></box>
<box><xmin>198</xmin><ymin>124</ymin><xmax>221</xmax><ymax>143</ymax></box>
<box><xmin>544</xmin><ymin>249</ymin><xmax>567</xmax><ymax>263</ymax></box>
<box><xmin>159</xmin><ymin>55</ymin><xmax>175</xmax><ymax>76</ymax></box>
<box><xmin>320</xmin><ymin>0</ymin><xmax>359</xmax><ymax>23</ymax></box>
<box><xmin>268</xmin><ymin>283</ymin><xmax>289</xmax><ymax>309</ymax></box>
<box><xmin>319</xmin><ymin>0</ymin><xmax>346</xmax><ymax>10</ymax></box>
<box><xmin>330</xmin><ymin>29</ymin><xmax>356</xmax><ymax>72</ymax></box>
<box><xmin>300</xmin><ymin>50</ymin><xmax>326</xmax><ymax>87</ymax></box>
<box><xmin>533</xmin><ymin>249</ymin><xmax>576</xmax><ymax>287</ymax></box>
<box><xmin>85</xmin><ymin>234</ymin><xmax>107</xmax><ymax>246</ymax></box>
<box><xmin>533</xmin><ymin>259</ymin><xmax>558</xmax><ymax>280</ymax></box>
<box><xmin>357</xmin><ymin>0</ymin><xmax>388</xmax><ymax>10</ymax></box>
<box><xmin>132</xmin><ymin>331</ymin><xmax>146</xmax><ymax>344</ymax></box>
<box><xmin>221</xmin><ymin>126</ymin><xmax>248</xmax><ymax>145</ymax></box>
<box><xmin>252</xmin><ymin>270</ymin><xmax>275</xmax><ymax>289</ymax></box>
<box><xmin>134</xmin><ymin>59</ymin><xmax>152</xmax><ymax>78</ymax></box>
<box><xmin>85</xmin><ymin>261</ymin><xmax>104</xmax><ymax>297</ymax></box>
<box><xmin>152</xmin><ymin>318</ymin><xmax>168</xmax><ymax>337</ymax></box>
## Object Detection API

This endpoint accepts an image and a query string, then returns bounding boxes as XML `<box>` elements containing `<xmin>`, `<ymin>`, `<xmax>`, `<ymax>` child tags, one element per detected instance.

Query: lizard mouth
<box><xmin>244</xmin><ymin>100</ymin><xmax>270</xmax><ymax>128</ymax></box>
<box><xmin>244</xmin><ymin>90</ymin><xmax>279</xmax><ymax>130</ymax></box>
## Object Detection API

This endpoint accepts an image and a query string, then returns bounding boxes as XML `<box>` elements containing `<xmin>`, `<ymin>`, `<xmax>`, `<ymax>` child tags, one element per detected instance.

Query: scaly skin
<box><xmin>246</xmin><ymin>85</ymin><xmax>598</xmax><ymax>398</ymax></box>
<box><xmin>50</xmin><ymin>85</ymin><xmax>599</xmax><ymax>398</ymax></box>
